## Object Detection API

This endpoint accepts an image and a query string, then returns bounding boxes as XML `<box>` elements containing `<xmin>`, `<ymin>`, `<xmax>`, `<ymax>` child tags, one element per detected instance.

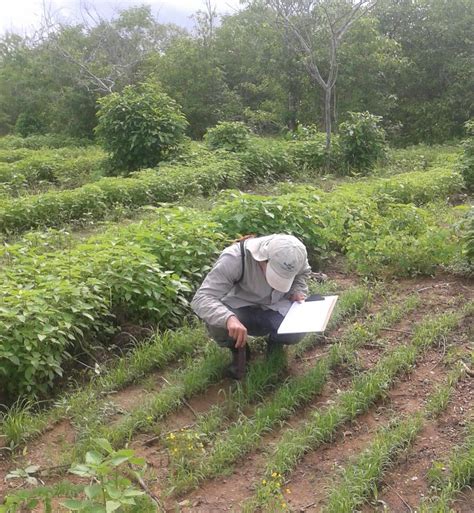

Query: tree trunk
<box><xmin>324</xmin><ymin>87</ymin><xmax>332</xmax><ymax>151</ymax></box>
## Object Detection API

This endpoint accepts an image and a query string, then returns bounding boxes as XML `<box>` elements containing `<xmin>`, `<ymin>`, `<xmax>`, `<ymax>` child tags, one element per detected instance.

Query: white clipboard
<box><xmin>277</xmin><ymin>295</ymin><xmax>338</xmax><ymax>334</ymax></box>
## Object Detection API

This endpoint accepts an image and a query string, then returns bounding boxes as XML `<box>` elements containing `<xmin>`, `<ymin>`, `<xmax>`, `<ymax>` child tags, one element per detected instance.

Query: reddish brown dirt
<box><xmin>360</xmin><ymin>377</ymin><xmax>473</xmax><ymax>513</ymax></box>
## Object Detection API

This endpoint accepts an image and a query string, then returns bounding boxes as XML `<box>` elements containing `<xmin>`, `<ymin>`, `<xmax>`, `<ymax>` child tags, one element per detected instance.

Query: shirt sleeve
<box><xmin>288</xmin><ymin>259</ymin><xmax>312</xmax><ymax>296</ymax></box>
<box><xmin>191</xmin><ymin>247</ymin><xmax>242</xmax><ymax>328</ymax></box>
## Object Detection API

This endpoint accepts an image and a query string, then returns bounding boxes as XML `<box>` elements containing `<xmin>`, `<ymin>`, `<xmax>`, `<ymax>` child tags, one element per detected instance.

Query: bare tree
<box><xmin>194</xmin><ymin>0</ymin><xmax>219</xmax><ymax>47</ymax></box>
<box><xmin>39</xmin><ymin>1</ymin><xmax>185</xmax><ymax>94</ymax></box>
<box><xmin>257</xmin><ymin>0</ymin><xmax>378</xmax><ymax>150</ymax></box>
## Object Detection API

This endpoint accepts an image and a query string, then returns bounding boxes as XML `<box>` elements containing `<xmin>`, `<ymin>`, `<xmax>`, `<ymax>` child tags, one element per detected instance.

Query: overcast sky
<box><xmin>0</xmin><ymin>0</ymin><xmax>242</xmax><ymax>35</ymax></box>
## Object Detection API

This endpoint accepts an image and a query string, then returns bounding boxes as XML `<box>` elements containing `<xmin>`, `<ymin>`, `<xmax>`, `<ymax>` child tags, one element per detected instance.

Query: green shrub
<box><xmin>288</xmin><ymin>136</ymin><xmax>328</xmax><ymax>173</ymax></box>
<box><xmin>212</xmin><ymin>189</ymin><xmax>330</xmax><ymax>266</ymax></box>
<box><xmin>0</xmin><ymin>209</ymin><xmax>225</xmax><ymax>397</ymax></box>
<box><xmin>0</xmin><ymin>147</ymin><xmax>106</xmax><ymax>193</ymax></box>
<box><xmin>204</xmin><ymin>121</ymin><xmax>251</xmax><ymax>152</ymax></box>
<box><xmin>235</xmin><ymin>138</ymin><xmax>295</xmax><ymax>182</ymax></box>
<box><xmin>459</xmin><ymin>119</ymin><xmax>474</xmax><ymax>191</ymax></box>
<box><xmin>212</xmin><ymin>167</ymin><xmax>463</xmax><ymax>275</ymax></box>
<box><xmin>344</xmin><ymin>204</ymin><xmax>456</xmax><ymax>276</ymax></box>
<box><xmin>14</xmin><ymin>113</ymin><xmax>45</xmax><ymax>137</ymax></box>
<box><xmin>95</xmin><ymin>83</ymin><xmax>188</xmax><ymax>173</ymax></box>
<box><xmin>465</xmin><ymin>209</ymin><xmax>474</xmax><ymax>264</ymax></box>
<box><xmin>338</xmin><ymin>111</ymin><xmax>387</xmax><ymax>174</ymax></box>
<box><xmin>285</xmin><ymin>124</ymin><xmax>321</xmax><ymax>141</ymax></box>
<box><xmin>0</xmin><ymin>148</ymin><xmax>32</xmax><ymax>163</ymax></box>
<box><xmin>0</xmin><ymin>134</ymin><xmax>92</xmax><ymax>150</ymax></box>
<box><xmin>0</xmin><ymin>154</ymin><xmax>245</xmax><ymax>234</ymax></box>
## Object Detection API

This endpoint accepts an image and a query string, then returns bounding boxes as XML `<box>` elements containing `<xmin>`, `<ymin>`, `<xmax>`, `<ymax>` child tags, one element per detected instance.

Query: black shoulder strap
<box><xmin>235</xmin><ymin>239</ymin><xmax>245</xmax><ymax>284</ymax></box>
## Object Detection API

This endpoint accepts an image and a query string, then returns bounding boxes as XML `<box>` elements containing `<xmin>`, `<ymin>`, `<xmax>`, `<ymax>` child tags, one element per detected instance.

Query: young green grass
<box><xmin>0</xmin><ymin>324</ymin><xmax>208</xmax><ymax>450</ymax></box>
<box><xmin>324</xmin><ymin>415</ymin><xmax>424</xmax><ymax>513</ymax></box>
<box><xmin>181</xmin><ymin>286</ymin><xmax>371</xmax><ymax>441</ymax></box>
<box><xmin>418</xmin><ymin>422</ymin><xmax>474</xmax><ymax>513</ymax></box>
<box><xmin>72</xmin><ymin>343</ymin><xmax>230</xmax><ymax>459</ymax></box>
<box><xmin>166</xmin><ymin>294</ymin><xmax>422</xmax><ymax>495</ymax></box>
<box><xmin>66</xmin><ymin>285</ymin><xmax>369</xmax><ymax>461</ymax></box>
<box><xmin>245</xmin><ymin>303</ymin><xmax>473</xmax><ymax>511</ymax></box>
<box><xmin>0</xmin><ymin>399</ymin><xmax>46</xmax><ymax>452</ymax></box>
<box><xmin>323</xmin><ymin>363</ymin><xmax>466</xmax><ymax>512</ymax></box>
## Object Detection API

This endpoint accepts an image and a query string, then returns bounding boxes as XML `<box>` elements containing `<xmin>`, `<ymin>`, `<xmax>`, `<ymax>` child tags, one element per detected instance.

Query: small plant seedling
<box><xmin>5</xmin><ymin>464</ymin><xmax>41</xmax><ymax>486</ymax></box>
<box><xmin>61</xmin><ymin>438</ymin><xmax>146</xmax><ymax>512</ymax></box>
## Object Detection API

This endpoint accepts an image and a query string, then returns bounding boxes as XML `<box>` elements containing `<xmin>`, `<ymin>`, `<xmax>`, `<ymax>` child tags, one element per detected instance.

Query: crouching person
<box><xmin>191</xmin><ymin>234</ymin><xmax>311</xmax><ymax>379</ymax></box>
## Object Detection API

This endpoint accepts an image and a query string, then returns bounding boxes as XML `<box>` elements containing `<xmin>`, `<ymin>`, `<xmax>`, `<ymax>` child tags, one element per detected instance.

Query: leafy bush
<box><xmin>235</xmin><ymin>138</ymin><xmax>295</xmax><ymax>182</ymax></box>
<box><xmin>465</xmin><ymin>209</ymin><xmax>474</xmax><ymax>264</ymax></box>
<box><xmin>14</xmin><ymin>113</ymin><xmax>44</xmax><ymax>137</ymax></box>
<box><xmin>213</xmin><ymin>167</ymin><xmax>463</xmax><ymax>275</ymax></box>
<box><xmin>0</xmin><ymin>209</ymin><xmax>225</xmax><ymax>397</ymax></box>
<box><xmin>0</xmin><ymin>147</ymin><xmax>106</xmax><ymax>194</ymax></box>
<box><xmin>95</xmin><ymin>83</ymin><xmax>188</xmax><ymax>173</ymax></box>
<box><xmin>344</xmin><ymin>204</ymin><xmax>456</xmax><ymax>276</ymax></box>
<box><xmin>285</xmin><ymin>124</ymin><xmax>321</xmax><ymax>141</ymax></box>
<box><xmin>288</xmin><ymin>136</ymin><xmax>328</xmax><ymax>173</ymax></box>
<box><xmin>204</xmin><ymin>121</ymin><xmax>251</xmax><ymax>152</ymax></box>
<box><xmin>338</xmin><ymin>111</ymin><xmax>387</xmax><ymax>174</ymax></box>
<box><xmin>0</xmin><ymin>134</ymin><xmax>92</xmax><ymax>150</ymax></box>
<box><xmin>212</xmin><ymin>189</ymin><xmax>330</xmax><ymax>266</ymax></box>
<box><xmin>459</xmin><ymin>119</ymin><xmax>474</xmax><ymax>191</ymax></box>
<box><xmin>0</xmin><ymin>154</ymin><xmax>245</xmax><ymax>234</ymax></box>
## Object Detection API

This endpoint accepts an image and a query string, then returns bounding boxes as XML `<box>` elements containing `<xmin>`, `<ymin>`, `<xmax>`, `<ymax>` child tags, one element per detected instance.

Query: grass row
<box><xmin>159</xmin><ymin>286</ymin><xmax>369</xmax><ymax>449</ymax></box>
<box><xmin>165</xmin><ymin>294</ymin><xmax>421</xmax><ymax>495</ymax></box>
<box><xmin>245</xmin><ymin>303</ymin><xmax>473</xmax><ymax>511</ymax></box>
<box><xmin>418</xmin><ymin>422</ymin><xmax>474</xmax><ymax>512</ymax></box>
<box><xmin>71</xmin><ymin>285</ymin><xmax>368</xmax><ymax>459</ymax></box>
<box><xmin>323</xmin><ymin>364</ymin><xmax>466</xmax><ymax>512</ymax></box>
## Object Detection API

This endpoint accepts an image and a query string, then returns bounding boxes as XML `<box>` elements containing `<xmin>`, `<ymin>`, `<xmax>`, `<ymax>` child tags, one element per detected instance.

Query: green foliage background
<box><xmin>0</xmin><ymin>1</ymin><xmax>472</xmax><ymax>144</ymax></box>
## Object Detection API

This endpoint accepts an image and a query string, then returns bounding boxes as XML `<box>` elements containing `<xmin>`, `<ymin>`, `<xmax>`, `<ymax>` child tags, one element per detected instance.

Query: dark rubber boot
<box><xmin>226</xmin><ymin>345</ymin><xmax>251</xmax><ymax>380</ymax></box>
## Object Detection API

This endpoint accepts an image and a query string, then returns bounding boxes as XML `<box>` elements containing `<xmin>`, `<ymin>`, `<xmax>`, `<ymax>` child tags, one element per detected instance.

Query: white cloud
<box><xmin>0</xmin><ymin>0</ymin><xmax>242</xmax><ymax>35</ymax></box>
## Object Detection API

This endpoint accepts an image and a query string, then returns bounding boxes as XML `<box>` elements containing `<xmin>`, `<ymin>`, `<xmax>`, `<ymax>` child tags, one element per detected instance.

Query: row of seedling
<box><xmin>68</xmin><ymin>285</ymin><xmax>369</xmax><ymax>461</ymax></box>
<box><xmin>243</xmin><ymin>302</ymin><xmax>473</xmax><ymax>511</ymax></box>
<box><xmin>323</xmin><ymin>364</ymin><xmax>466</xmax><ymax>513</ymax></box>
<box><xmin>164</xmin><ymin>293</ymin><xmax>422</xmax><ymax>496</ymax></box>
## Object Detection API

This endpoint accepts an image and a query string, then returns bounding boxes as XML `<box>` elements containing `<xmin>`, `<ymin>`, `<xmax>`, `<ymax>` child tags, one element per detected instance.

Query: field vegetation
<box><xmin>0</xmin><ymin>0</ymin><xmax>473</xmax><ymax>511</ymax></box>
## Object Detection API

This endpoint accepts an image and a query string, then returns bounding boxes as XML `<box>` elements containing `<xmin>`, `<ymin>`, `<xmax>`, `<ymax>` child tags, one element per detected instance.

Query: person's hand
<box><xmin>226</xmin><ymin>315</ymin><xmax>247</xmax><ymax>348</ymax></box>
<box><xmin>289</xmin><ymin>292</ymin><xmax>306</xmax><ymax>303</ymax></box>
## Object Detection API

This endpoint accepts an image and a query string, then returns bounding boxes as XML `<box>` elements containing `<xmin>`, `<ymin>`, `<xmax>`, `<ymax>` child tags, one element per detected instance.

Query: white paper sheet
<box><xmin>277</xmin><ymin>295</ymin><xmax>338</xmax><ymax>334</ymax></box>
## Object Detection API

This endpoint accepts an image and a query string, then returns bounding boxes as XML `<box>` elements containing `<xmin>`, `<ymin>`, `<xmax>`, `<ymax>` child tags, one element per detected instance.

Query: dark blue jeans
<box><xmin>207</xmin><ymin>306</ymin><xmax>305</xmax><ymax>349</ymax></box>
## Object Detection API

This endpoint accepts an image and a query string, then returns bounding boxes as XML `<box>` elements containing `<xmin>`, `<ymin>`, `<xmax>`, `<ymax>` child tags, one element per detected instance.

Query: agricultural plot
<box><xmin>0</xmin><ymin>139</ymin><xmax>472</xmax><ymax>512</ymax></box>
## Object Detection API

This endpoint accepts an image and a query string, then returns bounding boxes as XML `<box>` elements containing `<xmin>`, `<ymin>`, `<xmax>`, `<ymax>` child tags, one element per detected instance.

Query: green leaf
<box><xmin>85</xmin><ymin>450</ymin><xmax>103</xmax><ymax>465</ymax></box>
<box><xmin>61</xmin><ymin>499</ymin><xmax>86</xmax><ymax>510</ymax></box>
<box><xmin>105</xmin><ymin>500</ymin><xmax>122</xmax><ymax>513</ymax></box>
<box><xmin>95</xmin><ymin>438</ymin><xmax>114</xmax><ymax>454</ymax></box>
<box><xmin>84</xmin><ymin>483</ymin><xmax>102</xmax><ymax>500</ymax></box>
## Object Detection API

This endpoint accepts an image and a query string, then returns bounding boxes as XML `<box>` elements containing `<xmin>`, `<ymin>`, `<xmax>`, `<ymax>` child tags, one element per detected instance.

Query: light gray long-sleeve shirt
<box><xmin>191</xmin><ymin>236</ymin><xmax>312</xmax><ymax>328</ymax></box>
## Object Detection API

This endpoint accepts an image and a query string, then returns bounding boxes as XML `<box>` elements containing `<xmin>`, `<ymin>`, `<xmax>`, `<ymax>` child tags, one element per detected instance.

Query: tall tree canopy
<box><xmin>0</xmin><ymin>0</ymin><xmax>472</xmax><ymax>143</ymax></box>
